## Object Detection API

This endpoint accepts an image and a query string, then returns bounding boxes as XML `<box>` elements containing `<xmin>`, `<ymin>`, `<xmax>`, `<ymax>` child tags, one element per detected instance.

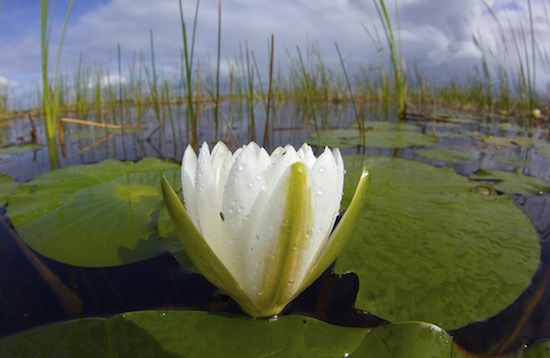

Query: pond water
<box><xmin>1</xmin><ymin>102</ymin><xmax>550</xmax><ymax>355</ymax></box>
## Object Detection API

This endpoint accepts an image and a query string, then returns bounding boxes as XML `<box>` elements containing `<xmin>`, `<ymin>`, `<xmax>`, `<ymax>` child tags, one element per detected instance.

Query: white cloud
<box><xmin>0</xmin><ymin>0</ymin><xmax>548</xmax><ymax>90</ymax></box>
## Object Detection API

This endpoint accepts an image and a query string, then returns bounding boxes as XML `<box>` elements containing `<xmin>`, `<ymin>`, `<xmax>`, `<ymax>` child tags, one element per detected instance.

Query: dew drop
<box><xmin>268</xmin><ymin>315</ymin><xmax>278</xmax><ymax>322</ymax></box>
<box><xmin>319</xmin><ymin>167</ymin><xmax>326</xmax><ymax>173</ymax></box>
<box><xmin>316</xmin><ymin>188</ymin><xmax>324</xmax><ymax>196</ymax></box>
<box><xmin>238</xmin><ymin>163</ymin><xmax>246</xmax><ymax>171</ymax></box>
<box><xmin>305</xmin><ymin>230</ymin><xmax>313</xmax><ymax>238</ymax></box>
<box><xmin>260</xmin><ymin>185</ymin><xmax>267</xmax><ymax>191</ymax></box>
<box><xmin>255</xmin><ymin>174</ymin><xmax>262</xmax><ymax>181</ymax></box>
<box><xmin>247</xmin><ymin>182</ymin><xmax>255</xmax><ymax>189</ymax></box>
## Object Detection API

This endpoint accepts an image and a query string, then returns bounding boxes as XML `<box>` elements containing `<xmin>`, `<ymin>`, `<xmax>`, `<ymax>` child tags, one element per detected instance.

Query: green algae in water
<box><xmin>336</xmin><ymin>156</ymin><xmax>540</xmax><ymax>330</ymax></box>
<box><xmin>416</xmin><ymin>149</ymin><xmax>477</xmax><ymax>163</ymax></box>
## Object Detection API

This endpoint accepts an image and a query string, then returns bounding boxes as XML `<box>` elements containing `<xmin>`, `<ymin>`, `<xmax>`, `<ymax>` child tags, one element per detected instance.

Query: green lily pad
<box><xmin>523</xmin><ymin>340</ymin><xmax>550</xmax><ymax>357</ymax></box>
<box><xmin>64</xmin><ymin>126</ymin><xmax>144</xmax><ymax>140</ymax></box>
<box><xmin>7</xmin><ymin>158</ymin><xmax>179</xmax><ymax>267</ymax></box>
<box><xmin>0</xmin><ymin>173</ymin><xmax>16</xmax><ymax>204</ymax></box>
<box><xmin>481</xmin><ymin>135</ymin><xmax>535</xmax><ymax>148</ymax></box>
<box><xmin>492</xmin><ymin>155</ymin><xmax>533</xmax><ymax>168</ymax></box>
<box><xmin>470</xmin><ymin>169</ymin><xmax>549</xmax><ymax>195</ymax></box>
<box><xmin>354</xmin><ymin>121</ymin><xmax>419</xmax><ymax>132</ymax></box>
<box><xmin>311</xmin><ymin>128</ymin><xmax>437</xmax><ymax>148</ymax></box>
<box><xmin>336</xmin><ymin>156</ymin><xmax>540</xmax><ymax>330</ymax></box>
<box><xmin>535</xmin><ymin>141</ymin><xmax>550</xmax><ymax>158</ymax></box>
<box><xmin>0</xmin><ymin>310</ymin><xmax>461</xmax><ymax>357</ymax></box>
<box><xmin>0</xmin><ymin>143</ymin><xmax>43</xmax><ymax>155</ymax></box>
<box><xmin>416</xmin><ymin>149</ymin><xmax>477</xmax><ymax>163</ymax></box>
<box><xmin>354</xmin><ymin>321</ymin><xmax>452</xmax><ymax>357</ymax></box>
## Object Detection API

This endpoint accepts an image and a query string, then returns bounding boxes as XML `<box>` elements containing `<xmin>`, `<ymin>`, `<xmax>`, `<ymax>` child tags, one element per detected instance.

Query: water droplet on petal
<box><xmin>305</xmin><ymin>230</ymin><xmax>313</xmax><ymax>238</ymax></box>
<box><xmin>316</xmin><ymin>188</ymin><xmax>324</xmax><ymax>196</ymax></box>
<box><xmin>238</xmin><ymin>163</ymin><xmax>246</xmax><ymax>171</ymax></box>
<box><xmin>247</xmin><ymin>182</ymin><xmax>254</xmax><ymax>189</ymax></box>
<box><xmin>319</xmin><ymin>167</ymin><xmax>326</xmax><ymax>173</ymax></box>
<box><xmin>255</xmin><ymin>174</ymin><xmax>262</xmax><ymax>181</ymax></box>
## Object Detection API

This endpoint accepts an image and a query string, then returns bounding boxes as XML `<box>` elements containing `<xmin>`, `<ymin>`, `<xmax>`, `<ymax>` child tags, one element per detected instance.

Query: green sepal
<box><xmin>257</xmin><ymin>162</ymin><xmax>313</xmax><ymax>316</ymax></box>
<box><xmin>300</xmin><ymin>168</ymin><xmax>371</xmax><ymax>292</ymax></box>
<box><xmin>161</xmin><ymin>176</ymin><xmax>261</xmax><ymax>317</ymax></box>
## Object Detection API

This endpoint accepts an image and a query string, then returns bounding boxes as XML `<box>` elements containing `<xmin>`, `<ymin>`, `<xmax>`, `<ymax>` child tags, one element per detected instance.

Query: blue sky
<box><xmin>0</xmin><ymin>0</ymin><xmax>549</xmax><ymax>101</ymax></box>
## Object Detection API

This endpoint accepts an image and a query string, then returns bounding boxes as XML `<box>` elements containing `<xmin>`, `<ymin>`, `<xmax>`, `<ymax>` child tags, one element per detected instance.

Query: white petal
<box><xmin>265</xmin><ymin>145</ymin><xmax>299</xmax><ymax>192</ymax></box>
<box><xmin>220</xmin><ymin>145</ymin><xmax>267</xmax><ymax>286</ymax></box>
<box><xmin>296</xmin><ymin>147</ymin><xmax>344</xmax><ymax>284</ymax></box>
<box><xmin>244</xmin><ymin>165</ymin><xmax>293</xmax><ymax>302</ymax></box>
<box><xmin>193</xmin><ymin>143</ymin><xmax>224</xmax><ymax>256</ymax></box>
<box><xmin>210</xmin><ymin>142</ymin><xmax>234</xmax><ymax>203</ymax></box>
<box><xmin>297</xmin><ymin>143</ymin><xmax>316</xmax><ymax>169</ymax></box>
<box><xmin>181</xmin><ymin>145</ymin><xmax>198</xmax><ymax>225</ymax></box>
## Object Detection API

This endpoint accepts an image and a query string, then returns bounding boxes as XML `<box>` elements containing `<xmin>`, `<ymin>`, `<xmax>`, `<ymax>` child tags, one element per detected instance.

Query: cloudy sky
<box><xmin>0</xmin><ymin>0</ymin><xmax>549</xmax><ymax>100</ymax></box>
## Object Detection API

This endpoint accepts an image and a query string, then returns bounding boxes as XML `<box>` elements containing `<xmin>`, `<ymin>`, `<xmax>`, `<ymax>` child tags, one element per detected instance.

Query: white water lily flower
<box><xmin>161</xmin><ymin>141</ymin><xmax>370</xmax><ymax>318</ymax></box>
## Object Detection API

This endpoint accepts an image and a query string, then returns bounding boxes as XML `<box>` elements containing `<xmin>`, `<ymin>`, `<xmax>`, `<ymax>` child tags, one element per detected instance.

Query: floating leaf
<box><xmin>0</xmin><ymin>310</ymin><xmax>462</xmax><ymax>357</ymax></box>
<box><xmin>7</xmin><ymin>158</ymin><xmax>179</xmax><ymax>267</ymax></box>
<box><xmin>492</xmin><ymin>155</ymin><xmax>532</xmax><ymax>168</ymax></box>
<box><xmin>311</xmin><ymin>128</ymin><xmax>437</xmax><ymax>148</ymax></box>
<box><xmin>0</xmin><ymin>173</ymin><xmax>16</xmax><ymax>204</ymax></box>
<box><xmin>535</xmin><ymin>141</ymin><xmax>550</xmax><ymax>158</ymax></box>
<box><xmin>336</xmin><ymin>156</ymin><xmax>540</xmax><ymax>329</ymax></box>
<box><xmin>481</xmin><ymin>135</ymin><xmax>535</xmax><ymax>148</ymax></box>
<box><xmin>0</xmin><ymin>143</ymin><xmax>42</xmax><ymax>155</ymax></box>
<box><xmin>416</xmin><ymin>149</ymin><xmax>477</xmax><ymax>163</ymax></box>
<box><xmin>470</xmin><ymin>169</ymin><xmax>549</xmax><ymax>195</ymax></box>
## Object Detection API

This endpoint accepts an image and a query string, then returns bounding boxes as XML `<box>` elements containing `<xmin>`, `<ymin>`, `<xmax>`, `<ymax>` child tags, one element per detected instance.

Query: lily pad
<box><xmin>354</xmin><ymin>121</ymin><xmax>419</xmax><ymax>132</ymax></box>
<box><xmin>0</xmin><ymin>143</ymin><xmax>42</xmax><ymax>155</ymax></box>
<box><xmin>0</xmin><ymin>310</ymin><xmax>459</xmax><ymax>357</ymax></box>
<box><xmin>311</xmin><ymin>128</ymin><xmax>437</xmax><ymax>148</ymax></box>
<box><xmin>416</xmin><ymin>149</ymin><xmax>477</xmax><ymax>163</ymax></box>
<box><xmin>491</xmin><ymin>155</ymin><xmax>532</xmax><ymax>168</ymax></box>
<box><xmin>481</xmin><ymin>135</ymin><xmax>535</xmax><ymax>148</ymax></box>
<box><xmin>6</xmin><ymin>158</ymin><xmax>179</xmax><ymax>267</ymax></box>
<box><xmin>336</xmin><ymin>156</ymin><xmax>540</xmax><ymax>329</ymax></box>
<box><xmin>470</xmin><ymin>169</ymin><xmax>549</xmax><ymax>195</ymax></box>
<box><xmin>0</xmin><ymin>173</ymin><xmax>16</xmax><ymax>204</ymax></box>
<box><xmin>535</xmin><ymin>141</ymin><xmax>550</xmax><ymax>158</ymax></box>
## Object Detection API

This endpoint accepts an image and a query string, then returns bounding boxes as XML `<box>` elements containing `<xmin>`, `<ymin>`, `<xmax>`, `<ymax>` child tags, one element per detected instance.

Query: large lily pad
<box><xmin>0</xmin><ymin>310</ymin><xmax>460</xmax><ymax>357</ymax></box>
<box><xmin>336</xmin><ymin>156</ymin><xmax>540</xmax><ymax>329</ymax></box>
<box><xmin>0</xmin><ymin>173</ymin><xmax>16</xmax><ymax>204</ymax></box>
<box><xmin>416</xmin><ymin>148</ymin><xmax>477</xmax><ymax>163</ymax></box>
<box><xmin>470</xmin><ymin>169</ymin><xmax>550</xmax><ymax>195</ymax></box>
<box><xmin>7</xmin><ymin>158</ymin><xmax>179</xmax><ymax>267</ymax></box>
<box><xmin>311</xmin><ymin>127</ymin><xmax>437</xmax><ymax>148</ymax></box>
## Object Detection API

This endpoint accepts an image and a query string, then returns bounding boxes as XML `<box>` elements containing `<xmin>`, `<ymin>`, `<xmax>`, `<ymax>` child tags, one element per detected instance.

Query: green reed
<box><xmin>178</xmin><ymin>0</ymin><xmax>200</xmax><ymax>149</ymax></box>
<box><xmin>40</xmin><ymin>0</ymin><xmax>74</xmax><ymax>141</ymax></box>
